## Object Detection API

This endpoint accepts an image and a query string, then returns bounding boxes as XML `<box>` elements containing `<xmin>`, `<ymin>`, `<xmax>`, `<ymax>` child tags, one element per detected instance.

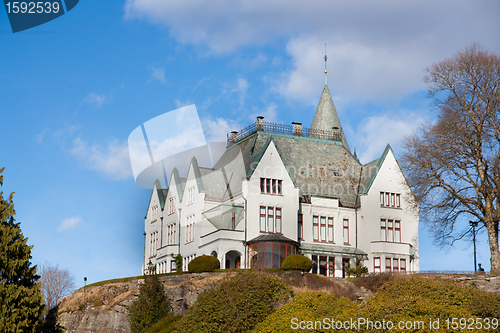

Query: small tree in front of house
<box><xmin>128</xmin><ymin>262</ymin><xmax>171</xmax><ymax>333</ymax></box>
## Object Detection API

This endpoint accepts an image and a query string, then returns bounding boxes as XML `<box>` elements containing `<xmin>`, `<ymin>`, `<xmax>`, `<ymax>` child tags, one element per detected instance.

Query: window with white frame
<box><xmin>260</xmin><ymin>206</ymin><xmax>266</xmax><ymax>232</ymax></box>
<box><xmin>393</xmin><ymin>258</ymin><xmax>399</xmax><ymax>271</ymax></box>
<box><xmin>151</xmin><ymin>205</ymin><xmax>158</xmax><ymax>222</ymax></box>
<box><xmin>385</xmin><ymin>258</ymin><xmax>391</xmax><ymax>271</ymax></box>
<box><xmin>380</xmin><ymin>192</ymin><xmax>401</xmax><ymax>208</ymax></box>
<box><xmin>185</xmin><ymin>215</ymin><xmax>194</xmax><ymax>243</ymax></box>
<box><xmin>313</xmin><ymin>215</ymin><xmax>333</xmax><ymax>243</ymax></box>
<box><xmin>187</xmin><ymin>187</ymin><xmax>195</xmax><ymax>205</ymax></box>
<box><xmin>328</xmin><ymin>218</ymin><xmax>334</xmax><ymax>242</ymax></box>
<box><xmin>395</xmin><ymin>220</ymin><xmax>401</xmax><ymax>242</ymax></box>
<box><xmin>169</xmin><ymin>198</ymin><xmax>175</xmax><ymax>214</ymax></box>
<box><xmin>275</xmin><ymin>208</ymin><xmax>282</xmax><ymax>233</ymax></box>
<box><xmin>374</xmin><ymin>257</ymin><xmax>381</xmax><ymax>273</ymax></box>
<box><xmin>400</xmin><ymin>259</ymin><xmax>406</xmax><ymax>272</ymax></box>
<box><xmin>343</xmin><ymin>219</ymin><xmax>349</xmax><ymax>244</ymax></box>
<box><xmin>320</xmin><ymin>217</ymin><xmax>326</xmax><ymax>241</ymax></box>
<box><xmin>380</xmin><ymin>219</ymin><xmax>386</xmax><ymax>241</ymax></box>
<box><xmin>260</xmin><ymin>178</ymin><xmax>282</xmax><ymax>195</ymax></box>
<box><xmin>313</xmin><ymin>216</ymin><xmax>319</xmax><ymax>241</ymax></box>
<box><xmin>259</xmin><ymin>206</ymin><xmax>282</xmax><ymax>233</ymax></box>
<box><xmin>267</xmin><ymin>207</ymin><xmax>274</xmax><ymax>233</ymax></box>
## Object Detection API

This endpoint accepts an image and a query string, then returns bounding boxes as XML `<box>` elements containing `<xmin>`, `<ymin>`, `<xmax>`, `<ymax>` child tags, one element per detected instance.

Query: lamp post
<box><xmin>83</xmin><ymin>277</ymin><xmax>87</xmax><ymax>312</ymax></box>
<box><xmin>469</xmin><ymin>221</ymin><xmax>479</xmax><ymax>272</ymax></box>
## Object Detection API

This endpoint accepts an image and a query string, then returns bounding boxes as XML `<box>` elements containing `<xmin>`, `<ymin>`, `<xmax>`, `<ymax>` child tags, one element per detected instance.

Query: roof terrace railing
<box><xmin>227</xmin><ymin>119</ymin><xmax>343</xmax><ymax>147</ymax></box>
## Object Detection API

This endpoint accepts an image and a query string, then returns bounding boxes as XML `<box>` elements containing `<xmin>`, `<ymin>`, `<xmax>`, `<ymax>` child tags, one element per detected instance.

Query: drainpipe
<box><xmin>160</xmin><ymin>216</ymin><xmax>163</xmax><ymax>248</ymax></box>
<box><xmin>178</xmin><ymin>208</ymin><xmax>182</xmax><ymax>264</ymax></box>
<box><xmin>243</xmin><ymin>196</ymin><xmax>248</xmax><ymax>268</ymax></box>
<box><xmin>143</xmin><ymin>230</ymin><xmax>146</xmax><ymax>275</ymax></box>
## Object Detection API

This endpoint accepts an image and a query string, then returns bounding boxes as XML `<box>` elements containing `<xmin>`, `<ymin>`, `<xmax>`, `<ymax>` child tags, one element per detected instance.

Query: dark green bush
<box><xmin>281</xmin><ymin>254</ymin><xmax>313</xmax><ymax>272</ymax></box>
<box><xmin>173</xmin><ymin>270</ymin><xmax>293</xmax><ymax>333</ymax></box>
<box><xmin>145</xmin><ymin>315</ymin><xmax>183</xmax><ymax>333</ymax></box>
<box><xmin>187</xmin><ymin>255</ymin><xmax>220</xmax><ymax>273</ymax></box>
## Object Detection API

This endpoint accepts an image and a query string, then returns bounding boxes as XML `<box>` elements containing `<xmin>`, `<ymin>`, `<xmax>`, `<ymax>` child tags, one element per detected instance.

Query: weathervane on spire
<box><xmin>324</xmin><ymin>43</ymin><xmax>328</xmax><ymax>85</ymax></box>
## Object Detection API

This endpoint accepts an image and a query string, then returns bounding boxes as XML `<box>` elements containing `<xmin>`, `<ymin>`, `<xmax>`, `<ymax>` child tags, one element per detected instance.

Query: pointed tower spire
<box><xmin>308</xmin><ymin>48</ymin><xmax>350</xmax><ymax>152</ymax></box>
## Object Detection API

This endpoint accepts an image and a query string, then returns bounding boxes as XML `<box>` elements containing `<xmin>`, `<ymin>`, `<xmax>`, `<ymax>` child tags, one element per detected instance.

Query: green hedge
<box><xmin>281</xmin><ymin>254</ymin><xmax>313</xmax><ymax>272</ymax></box>
<box><xmin>187</xmin><ymin>255</ymin><xmax>220</xmax><ymax>273</ymax></box>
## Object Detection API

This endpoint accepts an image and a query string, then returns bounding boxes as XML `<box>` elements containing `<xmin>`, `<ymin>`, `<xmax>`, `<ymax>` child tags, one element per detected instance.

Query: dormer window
<box><xmin>151</xmin><ymin>206</ymin><xmax>158</xmax><ymax>222</ymax></box>
<box><xmin>187</xmin><ymin>187</ymin><xmax>195</xmax><ymax>205</ymax></box>
<box><xmin>260</xmin><ymin>178</ymin><xmax>282</xmax><ymax>195</ymax></box>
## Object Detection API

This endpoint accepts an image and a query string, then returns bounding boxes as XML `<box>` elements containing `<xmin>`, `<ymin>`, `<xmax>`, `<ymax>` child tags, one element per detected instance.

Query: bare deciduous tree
<box><xmin>402</xmin><ymin>44</ymin><xmax>500</xmax><ymax>274</ymax></box>
<box><xmin>39</xmin><ymin>262</ymin><xmax>76</xmax><ymax>311</ymax></box>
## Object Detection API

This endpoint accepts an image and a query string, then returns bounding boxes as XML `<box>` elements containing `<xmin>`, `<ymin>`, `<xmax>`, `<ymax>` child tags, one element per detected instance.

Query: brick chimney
<box><xmin>256</xmin><ymin>116</ymin><xmax>264</xmax><ymax>131</ymax></box>
<box><xmin>292</xmin><ymin>122</ymin><xmax>303</xmax><ymax>136</ymax></box>
<box><xmin>230</xmin><ymin>131</ymin><xmax>238</xmax><ymax>143</ymax></box>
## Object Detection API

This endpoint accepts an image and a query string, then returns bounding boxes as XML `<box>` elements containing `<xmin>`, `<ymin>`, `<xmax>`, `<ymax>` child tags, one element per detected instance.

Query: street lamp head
<box><xmin>84</xmin><ymin>277</ymin><xmax>87</xmax><ymax>282</ymax></box>
<box><xmin>469</xmin><ymin>221</ymin><xmax>479</xmax><ymax>227</ymax></box>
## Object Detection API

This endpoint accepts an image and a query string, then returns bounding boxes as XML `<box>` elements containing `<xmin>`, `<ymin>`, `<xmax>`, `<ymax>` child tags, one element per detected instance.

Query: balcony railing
<box><xmin>227</xmin><ymin>121</ymin><xmax>343</xmax><ymax>147</ymax></box>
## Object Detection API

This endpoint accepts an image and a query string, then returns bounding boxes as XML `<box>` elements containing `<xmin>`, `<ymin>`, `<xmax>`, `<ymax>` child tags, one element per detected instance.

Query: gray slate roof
<box><xmin>309</xmin><ymin>84</ymin><xmax>350</xmax><ymax>152</ymax></box>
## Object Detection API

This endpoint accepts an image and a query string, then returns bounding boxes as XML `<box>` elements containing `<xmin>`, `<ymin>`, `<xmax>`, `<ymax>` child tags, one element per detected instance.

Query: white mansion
<box><xmin>143</xmin><ymin>82</ymin><xmax>419</xmax><ymax>277</ymax></box>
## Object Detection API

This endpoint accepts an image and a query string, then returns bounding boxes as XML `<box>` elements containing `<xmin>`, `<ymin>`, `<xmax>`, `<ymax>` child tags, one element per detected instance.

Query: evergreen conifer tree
<box><xmin>127</xmin><ymin>261</ymin><xmax>171</xmax><ymax>333</ymax></box>
<box><xmin>0</xmin><ymin>167</ymin><xmax>45</xmax><ymax>332</ymax></box>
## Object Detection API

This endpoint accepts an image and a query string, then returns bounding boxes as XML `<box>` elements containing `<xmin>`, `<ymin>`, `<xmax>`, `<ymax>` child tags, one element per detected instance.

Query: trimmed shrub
<box><xmin>281</xmin><ymin>254</ymin><xmax>313</xmax><ymax>272</ymax></box>
<box><xmin>187</xmin><ymin>255</ymin><xmax>220</xmax><ymax>273</ymax></box>
<box><xmin>173</xmin><ymin>270</ymin><xmax>293</xmax><ymax>333</ymax></box>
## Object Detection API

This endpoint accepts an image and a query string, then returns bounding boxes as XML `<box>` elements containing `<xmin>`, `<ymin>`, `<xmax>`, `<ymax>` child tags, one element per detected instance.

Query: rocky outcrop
<box><xmin>57</xmin><ymin>272</ymin><xmax>227</xmax><ymax>333</ymax></box>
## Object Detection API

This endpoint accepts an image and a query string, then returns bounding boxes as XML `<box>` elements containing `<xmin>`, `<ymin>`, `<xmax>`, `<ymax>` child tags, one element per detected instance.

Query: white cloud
<box><xmin>202</xmin><ymin>117</ymin><xmax>241</xmax><ymax>142</ymax></box>
<box><xmin>70</xmin><ymin>138</ymin><xmax>133</xmax><ymax>180</ymax></box>
<box><xmin>59</xmin><ymin>216</ymin><xmax>83</xmax><ymax>232</ymax></box>
<box><xmin>354</xmin><ymin>110</ymin><xmax>426</xmax><ymax>163</ymax></box>
<box><xmin>249</xmin><ymin>103</ymin><xmax>279</xmax><ymax>123</ymax></box>
<box><xmin>83</xmin><ymin>92</ymin><xmax>112</xmax><ymax>109</ymax></box>
<box><xmin>148</xmin><ymin>66</ymin><xmax>166</xmax><ymax>83</ymax></box>
<box><xmin>123</xmin><ymin>0</ymin><xmax>500</xmax><ymax>101</ymax></box>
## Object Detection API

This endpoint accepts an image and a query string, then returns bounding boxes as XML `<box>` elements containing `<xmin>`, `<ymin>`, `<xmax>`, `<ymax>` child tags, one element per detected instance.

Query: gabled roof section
<box><xmin>309</xmin><ymin>84</ymin><xmax>350</xmax><ymax>152</ymax></box>
<box><xmin>189</xmin><ymin>156</ymin><xmax>206</xmax><ymax>193</ymax></box>
<box><xmin>146</xmin><ymin>179</ymin><xmax>167</xmax><ymax>215</ymax></box>
<box><xmin>359</xmin><ymin>144</ymin><xmax>394</xmax><ymax>194</ymax></box>
<box><xmin>170</xmin><ymin>167</ymin><xmax>186</xmax><ymax>201</ymax></box>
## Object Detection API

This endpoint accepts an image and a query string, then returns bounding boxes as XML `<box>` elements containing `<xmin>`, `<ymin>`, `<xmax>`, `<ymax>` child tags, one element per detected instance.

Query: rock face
<box><xmin>57</xmin><ymin>272</ymin><xmax>227</xmax><ymax>333</ymax></box>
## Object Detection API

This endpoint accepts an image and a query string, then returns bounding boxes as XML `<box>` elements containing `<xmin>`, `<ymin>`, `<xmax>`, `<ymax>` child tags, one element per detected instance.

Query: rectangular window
<box><xmin>390</xmin><ymin>193</ymin><xmax>395</xmax><ymax>207</ymax></box>
<box><xmin>385</xmin><ymin>258</ymin><xmax>391</xmax><ymax>271</ymax></box>
<box><xmin>400</xmin><ymin>259</ymin><xmax>406</xmax><ymax>272</ymax></box>
<box><xmin>298</xmin><ymin>214</ymin><xmax>303</xmax><ymax>240</ymax></box>
<box><xmin>260</xmin><ymin>206</ymin><xmax>266</xmax><ymax>232</ymax></box>
<box><xmin>396</xmin><ymin>194</ymin><xmax>400</xmax><ymax>207</ymax></box>
<box><xmin>313</xmin><ymin>216</ymin><xmax>319</xmax><ymax>241</ymax></box>
<box><xmin>320</xmin><ymin>217</ymin><xmax>326</xmax><ymax>241</ymax></box>
<box><xmin>380</xmin><ymin>219</ymin><xmax>387</xmax><ymax>241</ymax></box>
<box><xmin>169</xmin><ymin>198</ymin><xmax>175</xmax><ymax>214</ymax></box>
<box><xmin>327</xmin><ymin>218</ymin><xmax>334</xmax><ymax>242</ymax></box>
<box><xmin>170</xmin><ymin>260</ymin><xmax>176</xmax><ymax>272</ymax></box>
<box><xmin>380</xmin><ymin>192</ymin><xmax>384</xmax><ymax>206</ymax></box>
<box><xmin>272</xmin><ymin>179</ymin><xmax>276</xmax><ymax>194</ymax></box>
<box><xmin>266</xmin><ymin>179</ymin><xmax>271</xmax><ymax>193</ymax></box>
<box><xmin>395</xmin><ymin>221</ymin><xmax>401</xmax><ymax>242</ymax></box>
<box><xmin>261</xmin><ymin>178</ymin><xmax>282</xmax><ymax>195</ymax></box>
<box><xmin>267</xmin><ymin>207</ymin><xmax>274</xmax><ymax>232</ymax></box>
<box><xmin>393</xmin><ymin>258</ymin><xmax>399</xmax><ymax>271</ymax></box>
<box><xmin>387</xmin><ymin>220</ymin><xmax>393</xmax><ymax>242</ymax></box>
<box><xmin>187</xmin><ymin>187</ymin><xmax>195</xmax><ymax>205</ymax></box>
<box><xmin>385</xmin><ymin>193</ymin><xmax>390</xmax><ymax>206</ymax></box>
<box><xmin>343</xmin><ymin>219</ymin><xmax>349</xmax><ymax>244</ymax></box>
<box><xmin>312</xmin><ymin>255</ymin><xmax>318</xmax><ymax>274</ymax></box>
<box><xmin>231</xmin><ymin>213</ymin><xmax>236</xmax><ymax>230</ymax></box>
<box><xmin>374</xmin><ymin>257</ymin><xmax>381</xmax><ymax>273</ymax></box>
<box><xmin>260</xmin><ymin>178</ymin><xmax>265</xmax><ymax>193</ymax></box>
<box><xmin>278</xmin><ymin>180</ymin><xmax>282</xmax><ymax>194</ymax></box>
<box><xmin>275</xmin><ymin>208</ymin><xmax>282</xmax><ymax>233</ymax></box>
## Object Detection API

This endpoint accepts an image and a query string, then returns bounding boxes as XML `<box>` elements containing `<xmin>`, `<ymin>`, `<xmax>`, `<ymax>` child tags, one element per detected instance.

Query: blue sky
<box><xmin>1</xmin><ymin>0</ymin><xmax>499</xmax><ymax>287</ymax></box>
